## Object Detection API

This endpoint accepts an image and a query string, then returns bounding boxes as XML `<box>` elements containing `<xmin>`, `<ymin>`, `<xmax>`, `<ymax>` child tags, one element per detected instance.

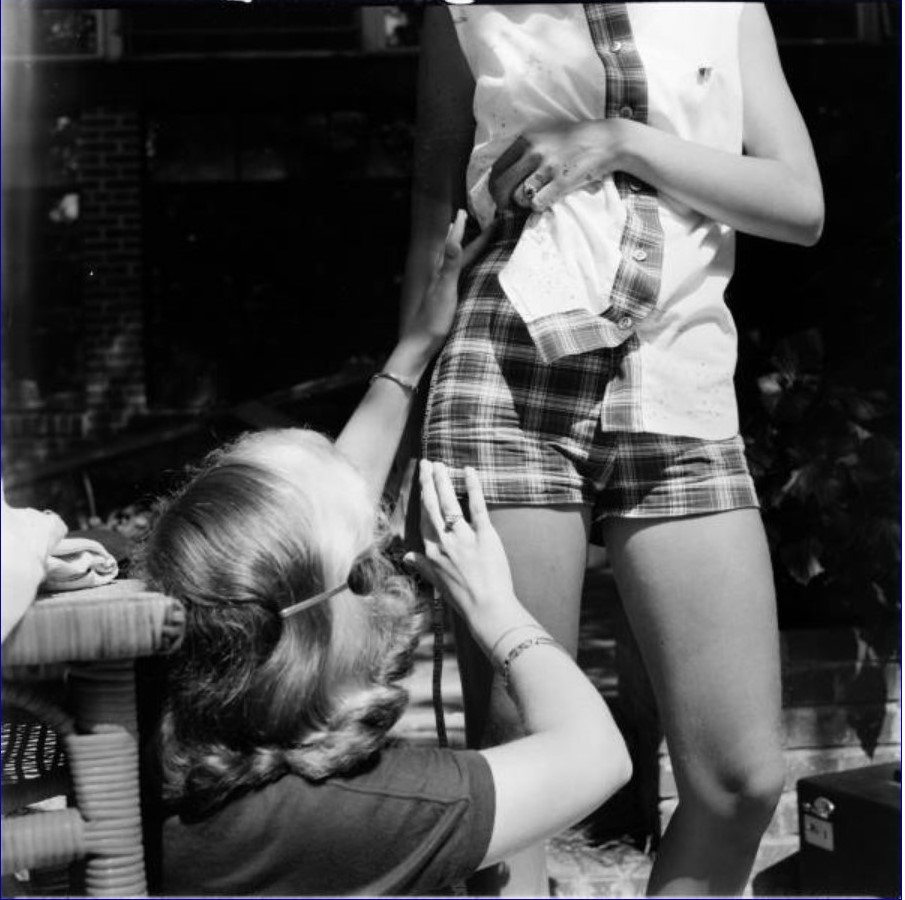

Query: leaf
<box><xmin>757</xmin><ymin>373</ymin><xmax>784</xmax><ymax>416</ymax></box>
<box><xmin>839</xmin><ymin>392</ymin><xmax>885</xmax><ymax>424</ymax></box>
<box><xmin>773</xmin><ymin>328</ymin><xmax>825</xmax><ymax>380</ymax></box>
<box><xmin>780</xmin><ymin>538</ymin><xmax>826</xmax><ymax>586</ymax></box>
<box><xmin>773</xmin><ymin>386</ymin><xmax>815</xmax><ymax>425</ymax></box>
<box><xmin>860</xmin><ymin>435</ymin><xmax>901</xmax><ymax>477</ymax></box>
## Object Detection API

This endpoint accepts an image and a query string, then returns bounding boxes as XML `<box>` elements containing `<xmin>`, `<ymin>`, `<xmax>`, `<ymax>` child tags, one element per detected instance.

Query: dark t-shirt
<box><xmin>162</xmin><ymin>744</ymin><xmax>495</xmax><ymax>896</ymax></box>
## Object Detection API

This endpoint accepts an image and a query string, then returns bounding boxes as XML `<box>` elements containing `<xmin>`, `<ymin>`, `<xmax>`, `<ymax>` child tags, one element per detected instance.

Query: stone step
<box><xmin>650</xmin><ymin>698</ymin><xmax>901</xmax><ymax>759</ymax></box>
<box><xmin>780</xmin><ymin>628</ymin><xmax>901</xmax><ymax>664</ymax></box>
<box><xmin>658</xmin><ymin>742</ymin><xmax>903</xmax><ymax>799</ymax></box>
<box><xmin>782</xmin><ymin>700</ymin><xmax>901</xmax><ymax>749</ymax></box>
<box><xmin>782</xmin><ymin>660</ymin><xmax>901</xmax><ymax>705</ymax></box>
<box><xmin>659</xmin><ymin>790</ymin><xmax>803</xmax><ymax>841</ymax></box>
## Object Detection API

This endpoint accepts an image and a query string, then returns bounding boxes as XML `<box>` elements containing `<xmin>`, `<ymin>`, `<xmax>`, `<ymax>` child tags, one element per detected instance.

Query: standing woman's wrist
<box><xmin>607</xmin><ymin>118</ymin><xmax>643</xmax><ymax>178</ymax></box>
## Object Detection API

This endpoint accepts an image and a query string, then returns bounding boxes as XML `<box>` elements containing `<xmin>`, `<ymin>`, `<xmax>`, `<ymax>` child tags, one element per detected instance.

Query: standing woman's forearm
<box><xmin>499</xmin><ymin>5</ymin><xmax>823</xmax><ymax>247</ymax></box>
<box><xmin>617</xmin><ymin>121</ymin><xmax>823</xmax><ymax>246</ymax></box>
<box><xmin>618</xmin><ymin>5</ymin><xmax>823</xmax><ymax>246</ymax></box>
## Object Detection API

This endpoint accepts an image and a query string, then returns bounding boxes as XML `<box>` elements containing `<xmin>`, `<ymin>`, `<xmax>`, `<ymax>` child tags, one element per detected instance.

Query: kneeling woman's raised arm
<box><xmin>407</xmin><ymin>461</ymin><xmax>633</xmax><ymax>867</ymax></box>
<box><xmin>336</xmin><ymin>211</ymin><xmax>492</xmax><ymax>508</ymax></box>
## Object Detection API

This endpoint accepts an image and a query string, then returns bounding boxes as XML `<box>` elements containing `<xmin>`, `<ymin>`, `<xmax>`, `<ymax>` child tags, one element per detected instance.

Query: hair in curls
<box><xmin>139</xmin><ymin>429</ymin><xmax>424</xmax><ymax>819</ymax></box>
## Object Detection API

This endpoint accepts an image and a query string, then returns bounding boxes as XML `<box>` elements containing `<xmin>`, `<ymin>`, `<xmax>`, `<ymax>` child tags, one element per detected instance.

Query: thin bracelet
<box><xmin>490</xmin><ymin>622</ymin><xmax>546</xmax><ymax>665</ymax></box>
<box><xmin>501</xmin><ymin>635</ymin><xmax>565</xmax><ymax>688</ymax></box>
<box><xmin>369</xmin><ymin>371</ymin><xmax>417</xmax><ymax>396</ymax></box>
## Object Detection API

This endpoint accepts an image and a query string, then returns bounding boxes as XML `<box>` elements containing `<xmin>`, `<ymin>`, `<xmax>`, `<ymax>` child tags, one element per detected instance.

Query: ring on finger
<box><xmin>444</xmin><ymin>513</ymin><xmax>465</xmax><ymax>532</ymax></box>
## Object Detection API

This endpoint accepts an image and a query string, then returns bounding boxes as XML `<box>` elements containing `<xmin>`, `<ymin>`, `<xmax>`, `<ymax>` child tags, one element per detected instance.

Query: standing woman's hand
<box><xmin>489</xmin><ymin>119</ymin><xmax>629</xmax><ymax>213</ymax></box>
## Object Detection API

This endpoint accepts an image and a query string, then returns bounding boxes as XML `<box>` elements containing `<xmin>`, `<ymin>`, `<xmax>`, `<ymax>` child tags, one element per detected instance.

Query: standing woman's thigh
<box><xmin>602</xmin><ymin>509</ymin><xmax>784</xmax><ymax>817</ymax></box>
<box><xmin>453</xmin><ymin>504</ymin><xmax>590</xmax><ymax>748</ymax></box>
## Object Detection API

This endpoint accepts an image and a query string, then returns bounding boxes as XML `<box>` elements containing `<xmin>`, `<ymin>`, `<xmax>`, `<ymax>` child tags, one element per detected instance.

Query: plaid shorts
<box><xmin>423</xmin><ymin>211</ymin><xmax>759</xmax><ymax>525</ymax></box>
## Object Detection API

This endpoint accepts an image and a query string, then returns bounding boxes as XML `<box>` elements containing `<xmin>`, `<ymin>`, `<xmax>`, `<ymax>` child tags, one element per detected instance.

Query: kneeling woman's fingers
<box><xmin>418</xmin><ymin>460</ymin><xmax>445</xmax><ymax>541</ymax></box>
<box><xmin>463</xmin><ymin>467</ymin><xmax>490</xmax><ymax>533</ymax></box>
<box><xmin>431</xmin><ymin>462</ymin><xmax>468</xmax><ymax>531</ymax></box>
<box><xmin>461</xmin><ymin>219</ymin><xmax>496</xmax><ymax>270</ymax></box>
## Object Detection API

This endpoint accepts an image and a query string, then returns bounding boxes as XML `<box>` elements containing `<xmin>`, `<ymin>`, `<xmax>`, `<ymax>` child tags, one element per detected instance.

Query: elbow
<box><xmin>790</xmin><ymin>189</ymin><xmax>825</xmax><ymax>247</ymax></box>
<box><xmin>612</xmin><ymin>742</ymin><xmax>633</xmax><ymax>792</ymax></box>
<box><xmin>797</xmin><ymin>202</ymin><xmax>825</xmax><ymax>247</ymax></box>
<box><xmin>586</xmin><ymin>729</ymin><xmax>633</xmax><ymax>803</ymax></box>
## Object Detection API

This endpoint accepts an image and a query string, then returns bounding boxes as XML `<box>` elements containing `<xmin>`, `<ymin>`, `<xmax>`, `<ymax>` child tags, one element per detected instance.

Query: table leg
<box><xmin>67</xmin><ymin>661</ymin><xmax>147</xmax><ymax>898</ymax></box>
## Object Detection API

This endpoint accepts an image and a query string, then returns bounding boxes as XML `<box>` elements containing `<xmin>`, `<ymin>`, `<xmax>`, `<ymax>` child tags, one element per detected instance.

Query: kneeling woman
<box><xmin>141</xmin><ymin>219</ymin><xmax>631</xmax><ymax>897</ymax></box>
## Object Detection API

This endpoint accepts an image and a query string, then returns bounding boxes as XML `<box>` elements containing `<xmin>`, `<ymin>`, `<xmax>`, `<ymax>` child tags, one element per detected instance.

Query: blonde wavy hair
<box><xmin>141</xmin><ymin>429</ymin><xmax>424</xmax><ymax>818</ymax></box>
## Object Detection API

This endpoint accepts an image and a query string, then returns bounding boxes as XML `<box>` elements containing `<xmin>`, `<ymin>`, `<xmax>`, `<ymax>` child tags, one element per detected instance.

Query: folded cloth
<box><xmin>498</xmin><ymin>187</ymin><xmax>638</xmax><ymax>364</ymax></box>
<box><xmin>1</xmin><ymin>493</ymin><xmax>69</xmax><ymax>641</ymax></box>
<box><xmin>471</xmin><ymin>176</ymin><xmax>651</xmax><ymax>365</ymax></box>
<box><xmin>42</xmin><ymin>537</ymin><xmax>119</xmax><ymax>592</ymax></box>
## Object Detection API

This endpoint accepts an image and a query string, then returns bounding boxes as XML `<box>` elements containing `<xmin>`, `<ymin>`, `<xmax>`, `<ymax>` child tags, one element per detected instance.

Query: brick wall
<box><xmin>78</xmin><ymin>104</ymin><xmax>147</xmax><ymax>434</ymax></box>
<box><xmin>1</xmin><ymin>409</ymin><xmax>86</xmax><ymax>469</ymax></box>
<box><xmin>2</xmin><ymin>103</ymin><xmax>147</xmax><ymax>473</ymax></box>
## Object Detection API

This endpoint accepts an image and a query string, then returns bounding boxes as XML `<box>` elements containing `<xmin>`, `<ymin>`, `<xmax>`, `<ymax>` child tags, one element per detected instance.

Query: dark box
<box><xmin>798</xmin><ymin>761</ymin><xmax>902</xmax><ymax>898</ymax></box>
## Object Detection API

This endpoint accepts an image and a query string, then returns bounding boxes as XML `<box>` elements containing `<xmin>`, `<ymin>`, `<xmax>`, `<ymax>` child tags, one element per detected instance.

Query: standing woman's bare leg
<box><xmin>453</xmin><ymin>504</ymin><xmax>590</xmax><ymax>897</ymax></box>
<box><xmin>602</xmin><ymin>509</ymin><xmax>783</xmax><ymax>897</ymax></box>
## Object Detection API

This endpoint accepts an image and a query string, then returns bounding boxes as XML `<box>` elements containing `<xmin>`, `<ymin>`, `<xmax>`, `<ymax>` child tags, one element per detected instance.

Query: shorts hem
<box><xmin>594</xmin><ymin>496</ymin><xmax>761</xmax><ymax>522</ymax></box>
<box><xmin>444</xmin><ymin>475</ymin><xmax>590</xmax><ymax>508</ymax></box>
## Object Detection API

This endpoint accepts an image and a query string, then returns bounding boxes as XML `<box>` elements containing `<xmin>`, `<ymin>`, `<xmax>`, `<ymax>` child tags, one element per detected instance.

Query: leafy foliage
<box><xmin>742</xmin><ymin>294</ymin><xmax>900</xmax><ymax>659</ymax></box>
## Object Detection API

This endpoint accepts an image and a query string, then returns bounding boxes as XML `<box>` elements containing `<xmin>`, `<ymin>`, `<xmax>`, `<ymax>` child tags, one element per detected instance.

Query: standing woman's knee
<box><xmin>729</xmin><ymin>753</ymin><xmax>785</xmax><ymax>827</ymax></box>
<box><xmin>720</xmin><ymin>751</ymin><xmax>785</xmax><ymax>828</ymax></box>
<box><xmin>690</xmin><ymin>750</ymin><xmax>785</xmax><ymax>830</ymax></box>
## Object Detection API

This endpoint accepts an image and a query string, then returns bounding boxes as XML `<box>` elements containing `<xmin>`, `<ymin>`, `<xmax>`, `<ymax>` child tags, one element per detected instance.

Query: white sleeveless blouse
<box><xmin>450</xmin><ymin>3</ymin><xmax>746</xmax><ymax>440</ymax></box>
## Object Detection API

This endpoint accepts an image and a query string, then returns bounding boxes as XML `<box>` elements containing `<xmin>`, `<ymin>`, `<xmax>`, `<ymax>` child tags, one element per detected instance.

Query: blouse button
<box><xmin>610</xmin><ymin>41</ymin><xmax>623</xmax><ymax>53</ymax></box>
<box><xmin>628</xmin><ymin>179</ymin><xmax>643</xmax><ymax>193</ymax></box>
<box><xmin>619</xmin><ymin>106</ymin><xmax>634</xmax><ymax>119</ymax></box>
<box><xmin>631</xmin><ymin>248</ymin><xmax>648</xmax><ymax>262</ymax></box>
<box><xmin>618</xmin><ymin>316</ymin><xmax>634</xmax><ymax>331</ymax></box>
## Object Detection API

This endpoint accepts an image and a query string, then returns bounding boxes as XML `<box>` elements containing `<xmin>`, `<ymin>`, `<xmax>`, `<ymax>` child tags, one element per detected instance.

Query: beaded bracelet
<box><xmin>500</xmin><ymin>635</ymin><xmax>565</xmax><ymax>688</ymax></box>
<box><xmin>369</xmin><ymin>371</ymin><xmax>417</xmax><ymax>396</ymax></box>
<box><xmin>489</xmin><ymin>622</ymin><xmax>546</xmax><ymax>664</ymax></box>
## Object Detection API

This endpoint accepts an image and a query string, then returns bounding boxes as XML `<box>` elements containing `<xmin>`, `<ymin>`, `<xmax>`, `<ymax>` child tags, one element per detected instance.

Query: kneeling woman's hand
<box><xmin>405</xmin><ymin>461</ymin><xmax>530</xmax><ymax>657</ymax></box>
<box><xmin>399</xmin><ymin>211</ymin><xmax>494</xmax><ymax>363</ymax></box>
<box><xmin>336</xmin><ymin>213</ymin><xmax>493</xmax><ymax>510</ymax></box>
<box><xmin>407</xmin><ymin>460</ymin><xmax>634</xmax><ymax>870</ymax></box>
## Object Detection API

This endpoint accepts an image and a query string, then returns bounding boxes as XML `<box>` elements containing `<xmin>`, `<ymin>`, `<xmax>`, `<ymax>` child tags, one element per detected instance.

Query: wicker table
<box><xmin>2</xmin><ymin>579</ymin><xmax>184</xmax><ymax>897</ymax></box>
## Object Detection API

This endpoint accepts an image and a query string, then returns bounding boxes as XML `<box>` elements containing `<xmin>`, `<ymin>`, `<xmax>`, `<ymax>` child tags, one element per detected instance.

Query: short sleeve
<box><xmin>433</xmin><ymin>749</ymin><xmax>496</xmax><ymax>886</ymax></box>
<box><xmin>357</xmin><ymin>746</ymin><xmax>496</xmax><ymax>895</ymax></box>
